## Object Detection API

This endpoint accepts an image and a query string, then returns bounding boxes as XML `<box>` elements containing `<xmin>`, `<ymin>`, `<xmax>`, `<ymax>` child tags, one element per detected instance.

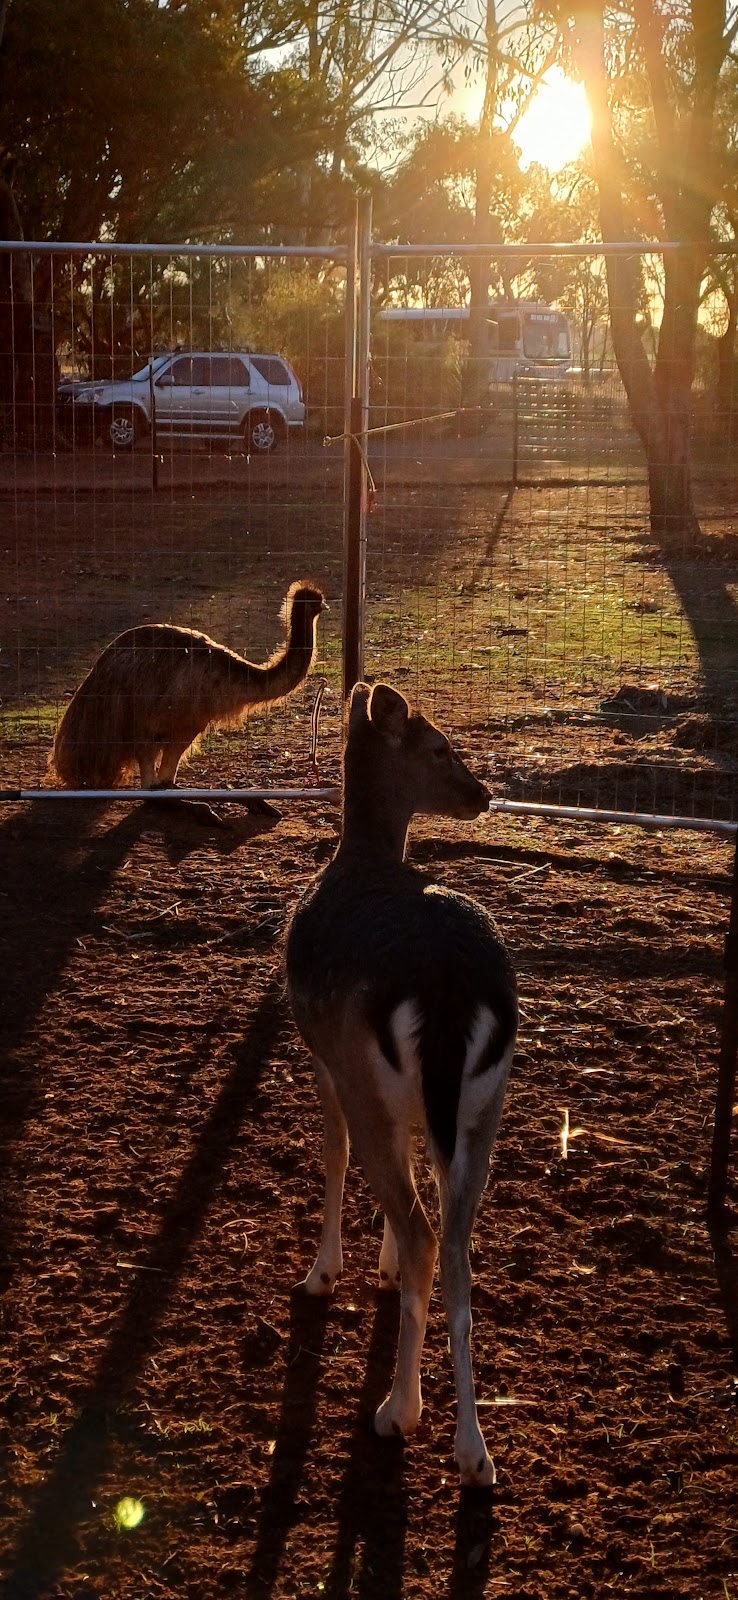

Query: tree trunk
<box><xmin>466</xmin><ymin>0</ymin><xmax>500</xmax><ymax>413</ymax></box>
<box><xmin>0</xmin><ymin>177</ymin><xmax>59</xmax><ymax>448</ymax></box>
<box><xmin>716</xmin><ymin>271</ymin><xmax>737</xmax><ymax>414</ymax></box>
<box><xmin>0</xmin><ymin>177</ymin><xmax>31</xmax><ymax>445</ymax></box>
<box><xmin>572</xmin><ymin>1</ymin><xmax>709</xmax><ymax>541</ymax></box>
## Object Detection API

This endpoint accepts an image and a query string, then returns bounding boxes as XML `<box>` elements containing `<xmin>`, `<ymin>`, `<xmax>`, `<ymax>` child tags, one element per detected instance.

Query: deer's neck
<box><xmin>340</xmin><ymin>785</ymin><xmax>412</xmax><ymax>865</ymax></box>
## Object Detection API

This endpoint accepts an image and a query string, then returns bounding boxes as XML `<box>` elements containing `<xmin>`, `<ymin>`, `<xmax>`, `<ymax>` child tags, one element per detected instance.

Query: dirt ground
<box><xmin>1</xmin><ymin>793</ymin><xmax>737</xmax><ymax>1600</ymax></box>
<box><xmin>1</xmin><ymin>459</ymin><xmax>738</xmax><ymax>1599</ymax></box>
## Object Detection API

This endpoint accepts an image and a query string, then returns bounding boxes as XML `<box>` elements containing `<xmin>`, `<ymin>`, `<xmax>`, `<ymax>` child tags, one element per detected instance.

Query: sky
<box><xmin>456</xmin><ymin>65</ymin><xmax>593</xmax><ymax>174</ymax></box>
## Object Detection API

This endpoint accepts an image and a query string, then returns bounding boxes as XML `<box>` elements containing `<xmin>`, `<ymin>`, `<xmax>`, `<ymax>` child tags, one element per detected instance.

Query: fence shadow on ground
<box><xmin>710</xmin><ymin>1219</ymin><xmax>738</xmax><ymax>1366</ymax></box>
<box><xmin>0</xmin><ymin>798</ymin><xmax>280</xmax><ymax>1286</ymax></box>
<box><xmin>0</xmin><ymin>801</ymin><xmax>145</xmax><ymax>1289</ymax></box>
<box><xmin>2</xmin><ymin>980</ymin><xmax>285</xmax><ymax>1599</ymax></box>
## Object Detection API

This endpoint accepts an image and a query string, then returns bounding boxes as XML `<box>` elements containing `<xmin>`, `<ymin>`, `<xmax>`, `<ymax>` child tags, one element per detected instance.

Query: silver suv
<box><xmin>58</xmin><ymin>350</ymin><xmax>306</xmax><ymax>454</ymax></box>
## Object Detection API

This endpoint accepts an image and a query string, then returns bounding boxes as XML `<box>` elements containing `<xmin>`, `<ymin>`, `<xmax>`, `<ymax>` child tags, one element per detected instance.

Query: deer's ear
<box><xmin>368</xmin><ymin>683</ymin><xmax>410</xmax><ymax>741</ymax></box>
<box><xmin>348</xmin><ymin>682</ymin><xmax>372</xmax><ymax>730</ymax></box>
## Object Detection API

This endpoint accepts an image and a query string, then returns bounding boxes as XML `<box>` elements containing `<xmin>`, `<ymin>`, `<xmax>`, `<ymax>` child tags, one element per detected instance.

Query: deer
<box><xmin>286</xmin><ymin>681</ymin><xmax>518</xmax><ymax>1487</ymax></box>
<box><xmin>49</xmin><ymin>581</ymin><xmax>326</xmax><ymax>797</ymax></box>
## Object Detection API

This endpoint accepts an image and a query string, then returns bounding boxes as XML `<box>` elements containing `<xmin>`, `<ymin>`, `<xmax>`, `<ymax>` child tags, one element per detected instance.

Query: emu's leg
<box><xmin>378</xmin><ymin>1215</ymin><xmax>401</xmax><ymax>1290</ymax></box>
<box><xmin>439</xmin><ymin>1063</ymin><xmax>511</xmax><ymax>1487</ymax></box>
<box><xmin>136</xmin><ymin>746</ymin><xmax>161</xmax><ymax>789</ymax></box>
<box><xmin>154</xmin><ymin>739</ymin><xmax>192</xmax><ymax>787</ymax></box>
<box><xmin>301</xmin><ymin>1057</ymin><xmax>349</xmax><ymax>1295</ymax></box>
<box><xmin>140</xmin><ymin>739</ymin><xmax>226</xmax><ymax>825</ymax></box>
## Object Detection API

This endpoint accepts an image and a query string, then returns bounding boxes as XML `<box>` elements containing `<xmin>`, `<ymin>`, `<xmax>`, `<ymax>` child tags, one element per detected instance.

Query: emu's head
<box><xmin>283</xmin><ymin>582</ymin><xmax>326</xmax><ymax>627</ymax></box>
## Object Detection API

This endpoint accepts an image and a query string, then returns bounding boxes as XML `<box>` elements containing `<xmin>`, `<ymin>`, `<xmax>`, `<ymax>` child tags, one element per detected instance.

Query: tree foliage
<box><xmin>0</xmin><ymin>0</ymin><xmax>328</xmax><ymax>243</ymax></box>
<box><xmin>538</xmin><ymin>0</ymin><xmax>736</xmax><ymax>536</ymax></box>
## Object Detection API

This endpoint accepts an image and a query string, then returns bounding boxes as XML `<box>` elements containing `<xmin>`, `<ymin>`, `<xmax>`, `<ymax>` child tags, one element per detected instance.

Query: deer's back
<box><xmin>286</xmin><ymin>857</ymin><xmax>517</xmax><ymax>1160</ymax></box>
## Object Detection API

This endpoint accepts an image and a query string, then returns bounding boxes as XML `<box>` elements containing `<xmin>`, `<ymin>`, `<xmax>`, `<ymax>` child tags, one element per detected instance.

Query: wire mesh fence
<box><xmin>364</xmin><ymin>244</ymin><xmax>738</xmax><ymax>830</ymax></box>
<box><xmin>2</xmin><ymin>237</ymin><xmax>738</xmax><ymax>829</ymax></box>
<box><xmin>0</xmin><ymin>243</ymin><xmax>349</xmax><ymax>796</ymax></box>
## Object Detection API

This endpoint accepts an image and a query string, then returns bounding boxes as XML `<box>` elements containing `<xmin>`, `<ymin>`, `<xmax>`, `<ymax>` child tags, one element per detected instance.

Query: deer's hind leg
<box><xmin>378</xmin><ymin>1214</ymin><xmax>401</xmax><ymax>1290</ymax></box>
<box><xmin>301</xmin><ymin>1056</ymin><xmax>349</xmax><ymax>1296</ymax></box>
<box><xmin>349</xmin><ymin>1108</ymin><xmax>437</xmax><ymax>1440</ymax></box>
<box><xmin>438</xmin><ymin>1037</ymin><xmax>513</xmax><ymax>1487</ymax></box>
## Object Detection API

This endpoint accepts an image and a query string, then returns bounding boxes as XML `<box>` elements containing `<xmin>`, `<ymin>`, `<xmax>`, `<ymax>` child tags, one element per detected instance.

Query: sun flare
<box><xmin>513</xmin><ymin>68</ymin><xmax>592</xmax><ymax>173</ymax></box>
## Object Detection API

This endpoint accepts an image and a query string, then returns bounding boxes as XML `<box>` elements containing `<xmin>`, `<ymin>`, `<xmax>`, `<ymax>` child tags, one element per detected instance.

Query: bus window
<box><xmin>523</xmin><ymin>314</ymin><xmax>571</xmax><ymax>361</ymax></box>
<box><xmin>497</xmin><ymin>315</ymin><xmax>521</xmax><ymax>352</ymax></box>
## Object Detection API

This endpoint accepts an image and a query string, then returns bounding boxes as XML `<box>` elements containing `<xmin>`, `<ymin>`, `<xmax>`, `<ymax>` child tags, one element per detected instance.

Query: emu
<box><xmin>286</xmin><ymin>682</ymin><xmax>518</xmax><ymax>1486</ymax></box>
<box><xmin>49</xmin><ymin>581</ymin><xmax>325</xmax><ymax>791</ymax></box>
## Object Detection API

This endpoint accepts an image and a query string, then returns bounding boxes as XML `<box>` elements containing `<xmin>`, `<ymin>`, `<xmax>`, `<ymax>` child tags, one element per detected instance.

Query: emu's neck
<box><xmin>243</xmin><ymin>609</ymin><xmax>317</xmax><ymax>699</ymax></box>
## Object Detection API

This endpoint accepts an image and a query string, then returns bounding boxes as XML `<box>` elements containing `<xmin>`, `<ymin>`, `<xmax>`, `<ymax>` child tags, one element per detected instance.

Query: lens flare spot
<box><xmin>114</xmin><ymin>1496</ymin><xmax>145</xmax><ymax>1530</ymax></box>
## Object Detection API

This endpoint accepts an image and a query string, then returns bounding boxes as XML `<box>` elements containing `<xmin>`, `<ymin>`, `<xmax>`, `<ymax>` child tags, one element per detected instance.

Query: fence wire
<box><xmin>0</xmin><ymin>244</ymin><xmax>347</xmax><ymax>796</ymax></box>
<box><xmin>365</xmin><ymin>245</ymin><xmax>738</xmax><ymax>828</ymax></box>
<box><xmin>1</xmin><ymin>239</ymin><xmax>738</xmax><ymax>829</ymax></box>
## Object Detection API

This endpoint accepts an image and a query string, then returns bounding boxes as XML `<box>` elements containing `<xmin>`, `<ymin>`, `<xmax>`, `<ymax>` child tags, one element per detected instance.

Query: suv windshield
<box><xmin>131</xmin><ymin>357</ymin><xmax>170</xmax><ymax>382</ymax></box>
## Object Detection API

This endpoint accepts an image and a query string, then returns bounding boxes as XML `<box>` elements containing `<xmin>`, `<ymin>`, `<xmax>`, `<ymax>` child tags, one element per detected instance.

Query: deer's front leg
<box><xmin>301</xmin><ymin>1057</ymin><xmax>348</xmax><ymax>1296</ymax></box>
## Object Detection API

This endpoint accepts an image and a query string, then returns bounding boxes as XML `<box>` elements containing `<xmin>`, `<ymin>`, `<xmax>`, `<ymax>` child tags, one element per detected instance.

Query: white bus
<box><xmin>375</xmin><ymin>300</ymin><xmax>572</xmax><ymax>381</ymax></box>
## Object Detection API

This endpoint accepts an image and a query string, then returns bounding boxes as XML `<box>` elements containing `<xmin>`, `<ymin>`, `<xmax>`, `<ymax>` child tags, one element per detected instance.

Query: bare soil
<box><xmin>1</xmin><ymin>461</ymin><xmax>738</xmax><ymax>1600</ymax></box>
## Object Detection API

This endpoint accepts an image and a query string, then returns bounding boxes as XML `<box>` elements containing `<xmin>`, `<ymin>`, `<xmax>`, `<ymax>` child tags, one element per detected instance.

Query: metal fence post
<box><xmin>342</xmin><ymin>193</ymin><xmax>372</xmax><ymax>700</ymax></box>
<box><xmin>512</xmin><ymin>370</ymin><xmax>520</xmax><ymax>489</ymax></box>
<box><xmin>708</xmin><ymin>833</ymin><xmax>738</xmax><ymax>1215</ymax></box>
<box><xmin>149</xmin><ymin>360</ymin><xmax>159</xmax><ymax>492</ymax></box>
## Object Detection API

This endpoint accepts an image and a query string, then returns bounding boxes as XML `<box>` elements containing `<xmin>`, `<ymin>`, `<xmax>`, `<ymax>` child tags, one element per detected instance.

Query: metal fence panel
<box><xmin>2</xmin><ymin>237</ymin><xmax>738</xmax><ymax>829</ymax></box>
<box><xmin>0</xmin><ymin>243</ymin><xmax>349</xmax><ymax>797</ymax></box>
<box><xmin>363</xmin><ymin>244</ymin><xmax>738</xmax><ymax>828</ymax></box>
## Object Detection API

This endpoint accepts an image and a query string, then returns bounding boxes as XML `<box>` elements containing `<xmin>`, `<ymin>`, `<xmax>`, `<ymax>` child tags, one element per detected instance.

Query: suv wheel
<box><xmin>108</xmin><ymin>407</ymin><xmax>143</xmax><ymax>452</ymax></box>
<box><xmin>244</xmin><ymin>409</ymin><xmax>283</xmax><ymax>455</ymax></box>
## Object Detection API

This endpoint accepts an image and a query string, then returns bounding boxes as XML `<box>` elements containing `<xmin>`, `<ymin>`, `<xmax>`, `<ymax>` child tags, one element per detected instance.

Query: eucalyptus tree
<box><xmin>543</xmin><ymin>0</ymin><xmax>737</xmax><ymax>539</ymax></box>
<box><xmin>0</xmin><ymin>0</ymin><xmax>322</xmax><ymax>433</ymax></box>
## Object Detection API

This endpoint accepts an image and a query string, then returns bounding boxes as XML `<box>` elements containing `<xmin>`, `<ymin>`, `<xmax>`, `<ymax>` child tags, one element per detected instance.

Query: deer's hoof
<box><xmin>299</xmin><ymin>1264</ymin><xmax>340</xmax><ymax>1296</ymax></box>
<box><xmin>378</xmin><ymin>1267</ymin><xmax>401</xmax><ymax>1291</ymax></box>
<box><xmin>374</xmin><ymin>1394</ymin><xmax>421</xmax><ymax>1439</ymax></box>
<box><xmin>457</xmin><ymin>1447</ymin><xmax>496</xmax><ymax>1488</ymax></box>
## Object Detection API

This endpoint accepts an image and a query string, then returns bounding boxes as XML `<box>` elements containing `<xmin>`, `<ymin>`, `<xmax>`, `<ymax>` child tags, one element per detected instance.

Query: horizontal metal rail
<box><xmin>0</xmin><ymin>240</ymin><xmax>348</xmax><ymax>260</ymax></box>
<box><xmin>0</xmin><ymin>787</ymin><xmax>341</xmax><ymax>803</ymax></box>
<box><xmin>3</xmin><ymin>239</ymin><xmax>737</xmax><ymax>262</ymax></box>
<box><xmin>372</xmin><ymin>240</ymin><xmax>738</xmax><ymax>258</ymax></box>
<box><xmin>487</xmin><ymin>798</ymin><xmax>736</xmax><ymax>837</ymax></box>
<box><xmin>3</xmin><ymin>787</ymin><xmax>735</xmax><ymax>836</ymax></box>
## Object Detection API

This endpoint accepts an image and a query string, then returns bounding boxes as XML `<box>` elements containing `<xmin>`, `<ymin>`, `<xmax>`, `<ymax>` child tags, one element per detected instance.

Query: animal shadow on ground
<box><xmin>2</xmin><ymin>981</ymin><xmax>285</xmax><ymax>1599</ymax></box>
<box><xmin>247</xmin><ymin>1287</ymin><xmax>408</xmax><ymax>1600</ymax></box>
<box><xmin>244</xmin><ymin>1281</ymin><xmax>498</xmax><ymax>1600</ymax></box>
<box><xmin>448</xmin><ymin>1486</ymin><xmax>498</xmax><ymax>1600</ymax></box>
<box><xmin>0</xmin><ymin>800</ymin><xmax>145</xmax><ymax>1288</ymax></box>
<box><xmin>0</xmin><ymin>798</ymin><xmax>279</xmax><ymax>1282</ymax></box>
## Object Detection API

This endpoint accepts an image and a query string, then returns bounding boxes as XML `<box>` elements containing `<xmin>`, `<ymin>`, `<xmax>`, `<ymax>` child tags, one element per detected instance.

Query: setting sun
<box><xmin>513</xmin><ymin>67</ymin><xmax>592</xmax><ymax>172</ymax></box>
